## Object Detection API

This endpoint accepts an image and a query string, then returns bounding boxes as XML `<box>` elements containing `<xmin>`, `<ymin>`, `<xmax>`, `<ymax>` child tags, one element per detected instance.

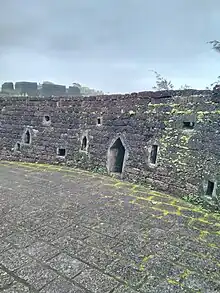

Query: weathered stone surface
<box><xmin>68</xmin><ymin>86</ymin><xmax>81</xmax><ymax>96</ymax></box>
<box><xmin>0</xmin><ymin>162</ymin><xmax>219</xmax><ymax>292</ymax></box>
<box><xmin>0</xmin><ymin>269</ymin><xmax>14</xmax><ymax>289</ymax></box>
<box><xmin>47</xmin><ymin>253</ymin><xmax>88</xmax><ymax>279</ymax></box>
<box><xmin>0</xmin><ymin>249</ymin><xmax>33</xmax><ymax>271</ymax></box>
<box><xmin>74</xmin><ymin>268</ymin><xmax>119</xmax><ymax>293</ymax></box>
<box><xmin>23</xmin><ymin>241</ymin><xmax>60</xmax><ymax>262</ymax></box>
<box><xmin>41</xmin><ymin>83</ymin><xmax>66</xmax><ymax>96</ymax></box>
<box><xmin>40</xmin><ymin>276</ymin><xmax>86</xmax><ymax>293</ymax></box>
<box><xmin>1</xmin><ymin>282</ymin><xmax>32</xmax><ymax>292</ymax></box>
<box><xmin>15</xmin><ymin>82</ymin><xmax>38</xmax><ymax>96</ymax></box>
<box><xmin>0</xmin><ymin>90</ymin><xmax>219</xmax><ymax>205</ymax></box>
<box><xmin>1</xmin><ymin>82</ymin><xmax>14</xmax><ymax>93</ymax></box>
<box><xmin>15</xmin><ymin>262</ymin><xmax>57</xmax><ymax>290</ymax></box>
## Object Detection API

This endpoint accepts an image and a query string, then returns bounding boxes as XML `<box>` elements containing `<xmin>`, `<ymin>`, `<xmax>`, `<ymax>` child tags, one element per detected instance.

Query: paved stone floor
<box><xmin>0</xmin><ymin>161</ymin><xmax>220</xmax><ymax>293</ymax></box>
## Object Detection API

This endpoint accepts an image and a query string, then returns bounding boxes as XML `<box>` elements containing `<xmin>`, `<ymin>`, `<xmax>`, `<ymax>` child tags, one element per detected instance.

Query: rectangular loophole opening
<box><xmin>17</xmin><ymin>142</ymin><xmax>21</xmax><ymax>151</ymax></box>
<box><xmin>58</xmin><ymin>148</ymin><xmax>66</xmax><ymax>157</ymax></box>
<box><xmin>150</xmin><ymin>145</ymin><xmax>158</xmax><ymax>164</ymax></box>
<box><xmin>206</xmin><ymin>180</ymin><xmax>214</xmax><ymax>196</ymax></box>
<box><xmin>24</xmin><ymin>130</ymin><xmax>31</xmax><ymax>144</ymax></box>
<box><xmin>97</xmin><ymin>117</ymin><xmax>102</xmax><ymax>126</ymax></box>
<box><xmin>81</xmin><ymin>136</ymin><xmax>87</xmax><ymax>151</ymax></box>
<box><xmin>183</xmin><ymin>121</ymin><xmax>195</xmax><ymax>129</ymax></box>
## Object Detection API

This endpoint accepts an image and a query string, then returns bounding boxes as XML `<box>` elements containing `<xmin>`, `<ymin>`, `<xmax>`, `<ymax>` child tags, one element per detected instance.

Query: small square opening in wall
<box><xmin>206</xmin><ymin>180</ymin><xmax>214</xmax><ymax>196</ymax></box>
<box><xmin>57</xmin><ymin>148</ymin><xmax>66</xmax><ymax>157</ymax></box>
<box><xmin>183</xmin><ymin>121</ymin><xmax>195</xmax><ymax>129</ymax></box>
<box><xmin>150</xmin><ymin>145</ymin><xmax>158</xmax><ymax>165</ymax></box>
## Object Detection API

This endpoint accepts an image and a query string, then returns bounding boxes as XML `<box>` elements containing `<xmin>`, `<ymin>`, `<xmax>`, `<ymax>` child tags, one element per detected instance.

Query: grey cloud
<box><xmin>2</xmin><ymin>0</ymin><xmax>220</xmax><ymax>59</ymax></box>
<box><xmin>1</xmin><ymin>0</ymin><xmax>220</xmax><ymax>92</ymax></box>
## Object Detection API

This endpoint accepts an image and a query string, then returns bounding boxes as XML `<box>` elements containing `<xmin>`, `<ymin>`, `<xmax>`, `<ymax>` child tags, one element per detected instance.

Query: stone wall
<box><xmin>41</xmin><ymin>84</ymin><xmax>66</xmax><ymax>96</ymax></box>
<box><xmin>67</xmin><ymin>86</ymin><xmax>81</xmax><ymax>96</ymax></box>
<box><xmin>1</xmin><ymin>82</ymin><xmax>14</xmax><ymax>92</ymax></box>
<box><xmin>15</xmin><ymin>82</ymin><xmax>38</xmax><ymax>96</ymax></box>
<box><xmin>0</xmin><ymin>89</ymin><xmax>220</xmax><ymax>202</ymax></box>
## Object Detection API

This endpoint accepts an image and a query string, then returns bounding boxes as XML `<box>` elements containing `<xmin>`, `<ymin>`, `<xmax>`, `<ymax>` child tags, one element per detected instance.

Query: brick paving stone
<box><xmin>5</xmin><ymin>231</ymin><xmax>37</xmax><ymax>248</ymax></box>
<box><xmin>76</xmin><ymin>246</ymin><xmax>116</xmax><ymax>270</ymax></box>
<box><xmin>43</xmin><ymin>216</ymin><xmax>74</xmax><ymax>230</ymax></box>
<box><xmin>84</xmin><ymin>232</ymin><xmax>121</xmax><ymax>252</ymax></box>
<box><xmin>116</xmin><ymin>230</ymin><xmax>147</xmax><ymax>252</ymax></box>
<box><xmin>178</xmin><ymin>252</ymin><xmax>220</xmax><ymax>276</ymax></box>
<box><xmin>40</xmin><ymin>276</ymin><xmax>86</xmax><ymax>293</ymax></box>
<box><xmin>191</xmin><ymin>221</ymin><xmax>219</xmax><ymax>234</ymax></box>
<box><xmin>1</xmin><ymin>282</ymin><xmax>32</xmax><ymax>292</ymax></box>
<box><xmin>47</xmin><ymin>253</ymin><xmax>88</xmax><ymax>279</ymax></box>
<box><xmin>111</xmin><ymin>242</ymin><xmax>147</xmax><ymax>264</ymax></box>
<box><xmin>204</xmin><ymin>233</ymin><xmax>220</xmax><ymax>248</ymax></box>
<box><xmin>139</xmin><ymin>281</ymin><xmax>193</xmax><ymax>293</ymax></box>
<box><xmin>1</xmin><ymin>163</ymin><xmax>220</xmax><ymax>292</ymax></box>
<box><xmin>91</xmin><ymin>222</ymin><xmax>122</xmax><ymax>237</ymax></box>
<box><xmin>168</xmin><ymin>225</ymin><xmax>201</xmax><ymax>241</ymax></box>
<box><xmin>162</xmin><ymin>214</ymin><xmax>190</xmax><ymax>226</ymax></box>
<box><xmin>23</xmin><ymin>241</ymin><xmax>60</xmax><ymax>262</ymax></box>
<box><xmin>0</xmin><ymin>268</ymin><xmax>14</xmax><ymax>289</ymax></box>
<box><xmin>78</xmin><ymin>213</ymin><xmax>102</xmax><ymax>228</ymax></box>
<box><xmin>15</xmin><ymin>262</ymin><xmax>57</xmax><ymax>290</ymax></box>
<box><xmin>145</xmin><ymin>215</ymin><xmax>176</xmax><ymax>229</ymax></box>
<box><xmin>74</xmin><ymin>268</ymin><xmax>119</xmax><ymax>293</ymax></box>
<box><xmin>105</xmin><ymin>257</ymin><xmax>146</xmax><ymax>287</ymax></box>
<box><xmin>31</xmin><ymin>225</ymin><xmax>61</xmax><ymax>242</ymax></box>
<box><xmin>182</xmin><ymin>273</ymin><xmax>220</xmax><ymax>292</ymax></box>
<box><xmin>52</xmin><ymin>236</ymin><xmax>85</xmax><ymax>256</ymax></box>
<box><xmin>114</xmin><ymin>285</ymin><xmax>138</xmax><ymax>293</ymax></box>
<box><xmin>137</xmin><ymin>275</ymin><xmax>163</xmax><ymax>292</ymax></box>
<box><xmin>0</xmin><ymin>239</ymin><xmax>12</xmax><ymax>254</ymax></box>
<box><xmin>56</xmin><ymin>225</ymin><xmax>92</xmax><ymax>241</ymax></box>
<box><xmin>138</xmin><ymin>256</ymin><xmax>174</xmax><ymax>279</ymax></box>
<box><xmin>146</xmin><ymin>227</ymin><xmax>169</xmax><ymax>241</ymax></box>
<box><xmin>183</xmin><ymin>240</ymin><xmax>220</xmax><ymax>262</ymax></box>
<box><xmin>0</xmin><ymin>249</ymin><xmax>33</xmax><ymax>271</ymax></box>
<box><xmin>160</xmin><ymin>244</ymin><xmax>184</xmax><ymax>262</ymax></box>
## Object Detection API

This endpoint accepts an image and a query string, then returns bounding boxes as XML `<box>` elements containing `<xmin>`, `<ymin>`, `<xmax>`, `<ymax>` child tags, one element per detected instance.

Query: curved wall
<box><xmin>0</xmin><ymin>89</ymin><xmax>219</xmax><ymax>201</ymax></box>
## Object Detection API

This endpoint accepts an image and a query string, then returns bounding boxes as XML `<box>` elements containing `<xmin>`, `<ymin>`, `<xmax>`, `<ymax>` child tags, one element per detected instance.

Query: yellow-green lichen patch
<box><xmin>167</xmin><ymin>279</ymin><xmax>180</xmax><ymax>286</ymax></box>
<box><xmin>1</xmin><ymin>160</ymin><xmax>220</xmax><ymax>224</ymax></box>
<box><xmin>139</xmin><ymin>255</ymin><xmax>154</xmax><ymax>271</ymax></box>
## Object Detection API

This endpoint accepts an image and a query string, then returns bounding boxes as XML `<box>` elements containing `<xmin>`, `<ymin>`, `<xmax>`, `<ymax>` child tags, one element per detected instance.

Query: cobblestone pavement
<box><xmin>0</xmin><ymin>161</ymin><xmax>220</xmax><ymax>293</ymax></box>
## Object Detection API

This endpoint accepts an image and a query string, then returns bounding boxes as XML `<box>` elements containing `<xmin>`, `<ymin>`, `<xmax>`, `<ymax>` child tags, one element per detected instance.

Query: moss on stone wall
<box><xmin>0</xmin><ymin>90</ymin><xmax>219</xmax><ymax>209</ymax></box>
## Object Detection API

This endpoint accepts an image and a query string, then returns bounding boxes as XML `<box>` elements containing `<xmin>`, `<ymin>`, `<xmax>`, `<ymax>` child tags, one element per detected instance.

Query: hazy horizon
<box><xmin>1</xmin><ymin>0</ymin><xmax>220</xmax><ymax>93</ymax></box>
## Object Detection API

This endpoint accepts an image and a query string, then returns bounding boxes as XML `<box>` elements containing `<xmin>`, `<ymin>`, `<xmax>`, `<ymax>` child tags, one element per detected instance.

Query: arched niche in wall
<box><xmin>22</xmin><ymin>128</ymin><xmax>32</xmax><ymax>145</ymax></box>
<box><xmin>107</xmin><ymin>135</ymin><xmax>128</xmax><ymax>175</ymax></box>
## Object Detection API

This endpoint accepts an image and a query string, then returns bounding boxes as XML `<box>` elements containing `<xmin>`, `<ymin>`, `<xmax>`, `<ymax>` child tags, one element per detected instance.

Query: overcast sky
<box><xmin>1</xmin><ymin>0</ymin><xmax>220</xmax><ymax>93</ymax></box>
